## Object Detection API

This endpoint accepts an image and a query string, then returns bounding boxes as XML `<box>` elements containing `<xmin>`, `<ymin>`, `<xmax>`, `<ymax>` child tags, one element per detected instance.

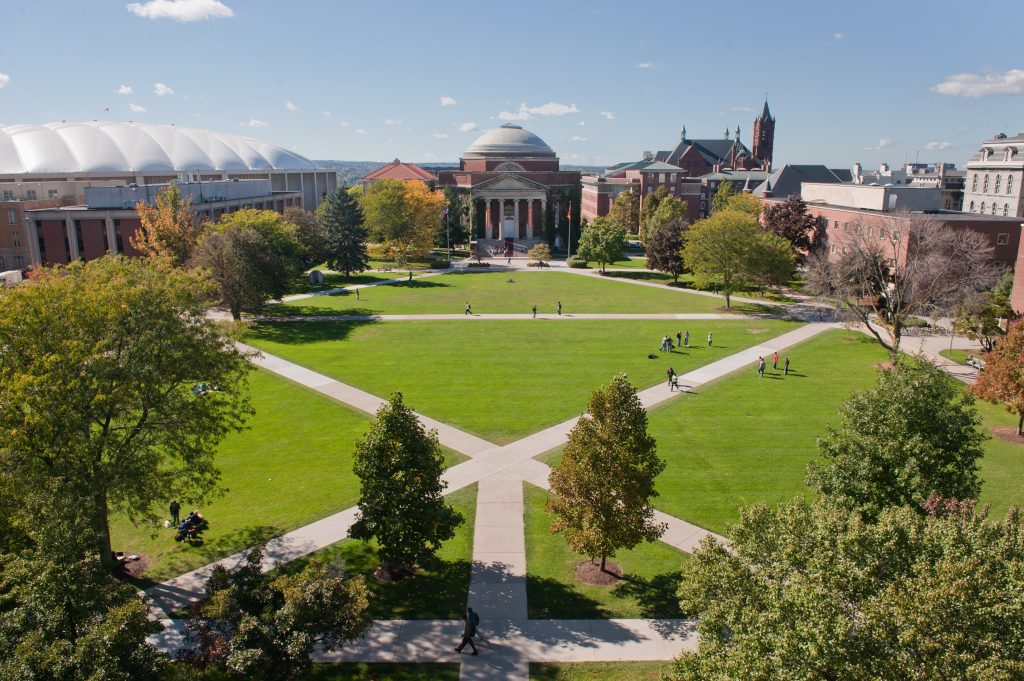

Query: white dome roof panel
<box><xmin>464</xmin><ymin>123</ymin><xmax>556</xmax><ymax>158</ymax></box>
<box><xmin>0</xmin><ymin>122</ymin><xmax>318</xmax><ymax>174</ymax></box>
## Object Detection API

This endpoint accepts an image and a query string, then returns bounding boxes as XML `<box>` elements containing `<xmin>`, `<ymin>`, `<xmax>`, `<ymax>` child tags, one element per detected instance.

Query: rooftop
<box><xmin>463</xmin><ymin>123</ymin><xmax>556</xmax><ymax>158</ymax></box>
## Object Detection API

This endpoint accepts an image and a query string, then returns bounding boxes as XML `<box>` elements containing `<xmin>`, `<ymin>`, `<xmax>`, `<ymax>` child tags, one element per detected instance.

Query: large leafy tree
<box><xmin>608</xmin><ymin>190</ymin><xmax>640</xmax><ymax>235</ymax></box>
<box><xmin>438</xmin><ymin>187</ymin><xmax>470</xmax><ymax>249</ymax></box>
<box><xmin>318</xmin><ymin>185</ymin><xmax>369</xmax><ymax>277</ymax></box>
<box><xmin>131</xmin><ymin>182</ymin><xmax>204</xmax><ymax>266</ymax></box>
<box><xmin>548</xmin><ymin>374</ymin><xmax>666</xmax><ymax>573</ymax></box>
<box><xmin>762</xmin><ymin>194</ymin><xmax>818</xmax><ymax>254</ymax></box>
<box><xmin>576</xmin><ymin>216</ymin><xmax>626</xmax><ymax>273</ymax></box>
<box><xmin>350</xmin><ymin>393</ymin><xmax>463</xmax><ymax>579</ymax></box>
<box><xmin>954</xmin><ymin>289</ymin><xmax>1012</xmax><ymax>353</ymax></box>
<box><xmin>640</xmin><ymin>186</ymin><xmax>669</xmax><ymax>232</ymax></box>
<box><xmin>180</xmin><ymin>543</ymin><xmax>371</xmax><ymax>681</ymax></box>
<box><xmin>674</xmin><ymin>497</ymin><xmax>1024</xmax><ymax>681</ymax></box>
<box><xmin>195</xmin><ymin>208</ymin><xmax>304</xmax><ymax>319</ymax></box>
<box><xmin>641</xmin><ymin>195</ymin><xmax>688</xmax><ymax>243</ymax></box>
<box><xmin>0</xmin><ymin>256</ymin><xmax>251</xmax><ymax>571</ymax></box>
<box><xmin>284</xmin><ymin>206</ymin><xmax>328</xmax><ymax>269</ymax></box>
<box><xmin>644</xmin><ymin>219</ymin><xmax>687</xmax><ymax>283</ymax></box>
<box><xmin>362</xmin><ymin>179</ymin><xmax>444</xmax><ymax>266</ymax></box>
<box><xmin>710</xmin><ymin>180</ymin><xmax>735</xmax><ymax>213</ymax></box>
<box><xmin>805</xmin><ymin>217</ymin><xmax>999</xmax><ymax>353</ymax></box>
<box><xmin>972</xmin><ymin>320</ymin><xmax>1024</xmax><ymax>434</ymax></box>
<box><xmin>807</xmin><ymin>358</ymin><xmax>985</xmax><ymax>519</ymax></box>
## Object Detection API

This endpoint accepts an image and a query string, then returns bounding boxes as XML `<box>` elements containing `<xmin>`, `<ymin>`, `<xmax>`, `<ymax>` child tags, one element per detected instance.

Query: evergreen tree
<box><xmin>350</xmin><ymin>393</ymin><xmax>463</xmax><ymax>579</ymax></box>
<box><xmin>548</xmin><ymin>374</ymin><xmax>666</xmax><ymax>573</ymax></box>
<box><xmin>319</xmin><ymin>185</ymin><xmax>369</xmax><ymax>277</ymax></box>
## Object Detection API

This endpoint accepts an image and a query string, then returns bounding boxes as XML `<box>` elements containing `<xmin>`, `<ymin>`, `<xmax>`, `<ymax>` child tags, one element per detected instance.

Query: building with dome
<box><xmin>0</xmin><ymin>122</ymin><xmax>335</xmax><ymax>268</ymax></box>
<box><xmin>437</xmin><ymin>123</ymin><xmax>581</xmax><ymax>251</ymax></box>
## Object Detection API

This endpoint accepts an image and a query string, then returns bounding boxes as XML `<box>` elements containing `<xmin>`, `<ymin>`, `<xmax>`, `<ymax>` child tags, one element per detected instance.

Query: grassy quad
<box><xmin>524</xmin><ymin>485</ymin><xmax>688</xmax><ymax>619</ymax></box>
<box><xmin>246</xmin><ymin>318</ymin><xmax>801</xmax><ymax>444</ymax></box>
<box><xmin>266</xmin><ymin>270</ymin><xmax>741</xmax><ymax>316</ymax></box>
<box><xmin>108</xmin><ymin>369</ymin><xmax>464</xmax><ymax>582</ymax></box>
<box><xmin>530</xmin><ymin>661</ymin><xmax>673</xmax><ymax>680</ymax></box>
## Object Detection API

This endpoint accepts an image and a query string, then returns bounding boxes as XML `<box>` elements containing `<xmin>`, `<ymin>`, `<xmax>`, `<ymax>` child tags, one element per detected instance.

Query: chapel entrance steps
<box><xmin>476</xmin><ymin>239</ymin><xmax>539</xmax><ymax>258</ymax></box>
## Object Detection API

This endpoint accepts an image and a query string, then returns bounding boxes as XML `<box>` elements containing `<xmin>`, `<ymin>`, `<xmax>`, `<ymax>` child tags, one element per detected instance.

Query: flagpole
<box><xmin>567</xmin><ymin>201</ymin><xmax>572</xmax><ymax>260</ymax></box>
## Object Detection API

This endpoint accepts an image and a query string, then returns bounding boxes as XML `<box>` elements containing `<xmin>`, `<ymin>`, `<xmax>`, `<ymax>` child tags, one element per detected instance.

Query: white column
<box><xmin>65</xmin><ymin>216</ymin><xmax>80</xmax><ymax>260</ymax></box>
<box><xmin>26</xmin><ymin>218</ymin><xmax>42</xmax><ymax>265</ymax></box>
<box><xmin>513</xmin><ymin>198</ymin><xmax>520</xmax><ymax>238</ymax></box>
<box><xmin>105</xmin><ymin>217</ymin><xmax>118</xmax><ymax>254</ymax></box>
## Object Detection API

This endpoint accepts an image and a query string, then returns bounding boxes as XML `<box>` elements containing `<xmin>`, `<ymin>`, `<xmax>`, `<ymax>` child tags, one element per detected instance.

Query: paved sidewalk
<box><xmin>254</xmin><ymin>312</ymin><xmax>740</xmax><ymax>322</ymax></box>
<box><xmin>279</xmin><ymin>270</ymin><xmax>444</xmax><ymax>303</ymax></box>
<box><xmin>469</xmin><ymin>477</ymin><xmax>528</xmax><ymax>621</ymax></box>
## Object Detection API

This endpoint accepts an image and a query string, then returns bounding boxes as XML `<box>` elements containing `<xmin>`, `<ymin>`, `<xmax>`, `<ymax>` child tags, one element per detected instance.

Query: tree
<box><xmin>640</xmin><ymin>186</ymin><xmax>669</xmax><ymax>233</ymax></box>
<box><xmin>527</xmin><ymin>242</ymin><xmax>551</xmax><ymax>267</ymax></box>
<box><xmin>954</xmin><ymin>276</ymin><xmax>1012</xmax><ymax>352</ymax></box>
<box><xmin>438</xmin><ymin>188</ymin><xmax>469</xmax><ymax>249</ymax></box>
<box><xmin>972</xmin><ymin>320</ymin><xmax>1024</xmax><ymax>434</ymax></box>
<box><xmin>807</xmin><ymin>358</ymin><xmax>985</xmax><ymax>519</ymax></box>
<box><xmin>284</xmin><ymin>206</ymin><xmax>327</xmax><ymax>269</ymax></box>
<box><xmin>576</xmin><ymin>216</ymin><xmax>626</xmax><ymax>273</ymax></box>
<box><xmin>0</xmin><ymin>256</ymin><xmax>251</xmax><ymax>571</ymax></box>
<box><xmin>350</xmin><ymin>393</ymin><xmax>463</xmax><ymax>579</ymax></box>
<box><xmin>548</xmin><ymin>374</ymin><xmax>666</xmax><ymax>573</ymax></box>
<box><xmin>805</xmin><ymin>217</ymin><xmax>999</xmax><ymax>353</ymax></box>
<box><xmin>683</xmin><ymin>209</ymin><xmax>794</xmax><ymax>307</ymax></box>
<box><xmin>362</xmin><ymin>179</ymin><xmax>444</xmax><ymax>266</ymax></box>
<box><xmin>710</xmin><ymin>180</ymin><xmax>735</xmax><ymax>213</ymax></box>
<box><xmin>195</xmin><ymin>208</ymin><xmax>304</xmax><ymax>320</ymax></box>
<box><xmin>719</xmin><ymin>191</ymin><xmax>762</xmax><ymax>218</ymax></box>
<box><xmin>608</xmin><ymin>190</ymin><xmax>640</xmax><ymax>235</ymax></box>
<box><xmin>180</xmin><ymin>543</ymin><xmax>371</xmax><ymax>681</ymax></box>
<box><xmin>131</xmin><ymin>182</ymin><xmax>204</xmax><ymax>267</ymax></box>
<box><xmin>641</xmin><ymin>195</ymin><xmax>688</xmax><ymax>243</ymax></box>
<box><xmin>762</xmin><ymin>194</ymin><xmax>818</xmax><ymax>254</ymax></box>
<box><xmin>318</xmin><ymin>185</ymin><xmax>369</xmax><ymax>277</ymax></box>
<box><xmin>644</xmin><ymin>219</ymin><xmax>687</xmax><ymax>283</ymax></box>
<box><xmin>673</xmin><ymin>497</ymin><xmax>1024</xmax><ymax>681</ymax></box>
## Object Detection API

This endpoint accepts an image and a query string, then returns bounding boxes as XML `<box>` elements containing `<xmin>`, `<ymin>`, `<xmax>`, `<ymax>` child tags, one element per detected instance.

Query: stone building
<box><xmin>963</xmin><ymin>132</ymin><xmax>1024</xmax><ymax>218</ymax></box>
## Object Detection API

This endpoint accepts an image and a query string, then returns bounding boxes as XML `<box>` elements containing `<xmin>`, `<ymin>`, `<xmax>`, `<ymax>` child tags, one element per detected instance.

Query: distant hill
<box><xmin>314</xmin><ymin>160</ymin><xmax>604</xmax><ymax>186</ymax></box>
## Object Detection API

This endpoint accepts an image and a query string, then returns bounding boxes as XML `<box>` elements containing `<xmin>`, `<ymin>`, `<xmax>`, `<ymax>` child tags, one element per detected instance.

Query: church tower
<box><xmin>752</xmin><ymin>99</ymin><xmax>775</xmax><ymax>170</ymax></box>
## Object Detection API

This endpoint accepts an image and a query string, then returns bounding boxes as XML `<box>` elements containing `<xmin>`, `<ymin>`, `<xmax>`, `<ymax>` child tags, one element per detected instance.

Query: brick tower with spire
<box><xmin>751</xmin><ymin>99</ymin><xmax>775</xmax><ymax>170</ymax></box>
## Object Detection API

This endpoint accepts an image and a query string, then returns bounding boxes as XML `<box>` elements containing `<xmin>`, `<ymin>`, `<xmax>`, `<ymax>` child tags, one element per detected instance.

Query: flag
<box><xmin>566</xmin><ymin>202</ymin><xmax>572</xmax><ymax>222</ymax></box>
<box><xmin>441</xmin><ymin>203</ymin><xmax>449</xmax><ymax>220</ymax></box>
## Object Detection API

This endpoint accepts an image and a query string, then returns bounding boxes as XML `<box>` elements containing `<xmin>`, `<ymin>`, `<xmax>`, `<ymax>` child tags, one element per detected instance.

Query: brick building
<box><xmin>361</xmin><ymin>159</ymin><xmax>437</xmax><ymax>193</ymax></box>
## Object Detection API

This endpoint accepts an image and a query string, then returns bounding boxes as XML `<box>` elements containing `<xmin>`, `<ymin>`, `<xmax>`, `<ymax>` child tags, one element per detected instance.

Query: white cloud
<box><xmin>322</xmin><ymin>110</ymin><xmax>332</xmax><ymax>117</ymax></box>
<box><xmin>285</xmin><ymin>101</ymin><xmax>298</xmax><ymax>111</ymax></box>
<box><xmin>833</xmin><ymin>32</ymin><xmax>844</xmax><ymax>40</ymax></box>
<box><xmin>356</xmin><ymin>128</ymin><xmax>367</xmax><ymax>135</ymax></box>
<box><xmin>128</xmin><ymin>103</ymin><xmax>147</xmax><ymax>112</ymax></box>
<box><xmin>459</xmin><ymin>121</ymin><xmax>478</xmax><ymax>132</ymax></box>
<box><xmin>635</xmin><ymin>62</ymin><xmax>653</xmax><ymax>69</ymax></box>
<box><xmin>571</xmin><ymin>136</ymin><xmax>587</xmax><ymax>142</ymax></box>
<box><xmin>498</xmin><ymin>102</ymin><xmax>579</xmax><ymax>121</ymax></box>
<box><xmin>439</xmin><ymin>96</ymin><xmax>457</xmax><ymax>107</ymax></box>
<box><xmin>116</xmin><ymin>84</ymin><xmax>133</xmax><ymax>95</ymax></box>
<box><xmin>864</xmin><ymin>138</ymin><xmax>893</xmax><ymax>151</ymax></box>
<box><xmin>598</xmin><ymin>111</ymin><xmax>615</xmax><ymax>120</ymax></box>
<box><xmin>730</xmin><ymin>106</ymin><xmax>754</xmax><ymax>113</ymax></box>
<box><xmin>0</xmin><ymin>73</ymin><xmax>9</xmax><ymax>88</ymax></box>
<box><xmin>384</xmin><ymin>117</ymin><xmax>402</xmax><ymax>126</ymax></box>
<box><xmin>339</xmin><ymin>119</ymin><xmax>351</xmax><ymax>127</ymax></box>
<box><xmin>127</xmin><ymin>0</ymin><xmax>234</xmax><ymax>22</ymax></box>
<box><xmin>433</xmin><ymin>133</ymin><xmax>450</xmax><ymax>139</ymax></box>
<box><xmin>931</xmin><ymin>69</ymin><xmax>1024</xmax><ymax>98</ymax></box>
<box><xmin>926</xmin><ymin>141</ymin><xmax>952</xmax><ymax>150</ymax></box>
<box><xmin>244</xmin><ymin>118</ymin><xmax>267</xmax><ymax>128</ymax></box>
<box><xmin>153</xmin><ymin>82</ymin><xmax>174</xmax><ymax>96</ymax></box>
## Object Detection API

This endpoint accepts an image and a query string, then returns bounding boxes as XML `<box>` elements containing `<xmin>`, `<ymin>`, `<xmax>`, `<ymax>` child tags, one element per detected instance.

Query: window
<box><xmin>11</xmin><ymin>230</ymin><xmax>19</xmax><ymax>247</ymax></box>
<box><xmin>1005</xmin><ymin>204</ymin><xmax>1010</xmax><ymax>216</ymax></box>
<box><xmin>998</xmin><ymin>233</ymin><xmax>1010</xmax><ymax>245</ymax></box>
<box><xmin>7</xmin><ymin>210</ymin><xmax>14</xmax><ymax>224</ymax></box>
<box><xmin>47</xmin><ymin>189</ymin><xmax>58</xmax><ymax>199</ymax></box>
<box><xmin>853</xmin><ymin>224</ymin><xmax>861</xmax><ymax>234</ymax></box>
<box><xmin>13</xmin><ymin>255</ymin><xmax>24</xmax><ymax>268</ymax></box>
<box><xmin>833</xmin><ymin>220</ymin><xmax>839</xmax><ymax>230</ymax></box>
<box><xmin>981</xmin><ymin>202</ymin><xmax>986</xmax><ymax>213</ymax></box>
<box><xmin>26</xmin><ymin>190</ymin><xmax>37</xmax><ymax>200</ymax></box>
<box><xmin>844</xmin><ymin>222</ymin><xmax>849</xmax><ymax>231</ymax></box>
<box><xmin>992</xmin><ymin>203</ymin><xmax>998</xmax><ymax>215</ymax></box>
<box><xmin>970</xmin><ymin>201</ymin><xmax>975</xmax><ymax>212</ymax></box>
<box><xmin>868</xmin><ymin>226</ymin><xmax>874</xmax><ymax>238</ymax></box>
<box><xmin>1</xmin><ymin>190</ymin><xmax>12</xmax><ymax>200</ymax></box>
<box><xmin>995</xmin><ymin>175</ymin><xmax>1002</xmax><ymax>194</ymax></box>
<box><xmin>879</xmin><ymin>228</ymin><xmax>887</xmax><ymax>240</ymax></box>
<box><xmin>972</xmin><ymin>174</ymin><xmax>978</xmax><ymax>192</ymax></box>
<box><xmin>842</xmin><ymin>246</ymin><xmax>848</xmax><ymax>255</ymax></box>
<box><xmin>983</xmin><ymin>175</ymin><xmax>989</xmax><ymax>193</ymax></box>
<box><xmin>830</xmin><ymin>244</ymin><xmax>836</xmax><ymax>254</ymax></box>
<box><xmin>1009</xmin><ymin>176</ymin><xmax>1014</xmax><ymax>194</ymax></box>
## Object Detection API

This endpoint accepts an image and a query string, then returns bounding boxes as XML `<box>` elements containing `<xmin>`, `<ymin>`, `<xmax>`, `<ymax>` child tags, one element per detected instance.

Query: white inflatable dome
<box><xmin>0</xmin><ymin>121</ymin><xmax>318</xmax><ymax>174</ymax></box>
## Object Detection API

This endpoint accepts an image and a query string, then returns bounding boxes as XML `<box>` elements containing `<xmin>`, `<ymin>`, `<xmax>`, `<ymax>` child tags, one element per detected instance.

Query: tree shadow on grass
<box><xmin>246</xmin><ymin>319</ymin><xmax>378</xmax><ymax>345</ymax></box>
<box><xmin>526</xmin><ymin>575</ymin><xmax>611</xmax><ymax>619</ymax></box>
<box><xmin>730</xmin><ymin>302</ymin><xmax>786</xmax><ymax>316</ymax></box>
<box><xmin>306</xmin><ymin>662</ymin><xmax>461</xmax><ymax>681</ymax></box>
<box><xmin>612</xmin><ymin>571</ymin><xmax>685</xmax><ymax>619</ymax></box>
<box><xmin>603</xmin><ymin>271</ymin><xmax>673</xmax><ymax>283</ymax></box>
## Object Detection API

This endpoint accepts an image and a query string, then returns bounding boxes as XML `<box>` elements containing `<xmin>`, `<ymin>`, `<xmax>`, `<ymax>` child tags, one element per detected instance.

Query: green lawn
<box><xmin>603</xmin><ymin>256</ymin><xmax>649</xmax><ymax>269</ymax></box>
<box><xmin>646</xmin><ymin>330</ymin><xmax>889</xmax><ymax>535</ymax></box>
<box><xmin>266</xmin><ymin>270</ymin><xmax>739</xmax><ymax>316</ymax></box>
<box><xmin>246</xmin><ymin>318</ymin><xmax>800</xmax><ymax>444</ymax></box>
<box><xmin>524</xmin><ymin>485</ymin><xmax>688</xmax><ymax>619</ymax></box>
<box><xmin>109</xmin><ymin>369</ymin><xmax>463</xmax><ymax>582</ymax></box>
<box><xmin>530</xmin><ymin>661</ymin><xmax>673</xmax><ymax>681</ymax></box>
<box><xmin>602</xmin><ymin>271</ymin><xmax>794</xmax><ymax>305</ymax></box>
<box><xmin>283</xmin><ymin>485</ymin><xmax>476</xmax><ymax>620</ymax></box>
<box><xmin>289</xmin><ymin>270</ymin><xmax>410</xmax><ymax>294</ymax></box>
<box><xmin>940</xmin><ymin>349</ymin><xmax>970</xmax><ymax>365</ymax></box>
<box><xmin>976</xmin><ymin>399</ymin><xmax>1024</xmax><ymax>520</ymax></box>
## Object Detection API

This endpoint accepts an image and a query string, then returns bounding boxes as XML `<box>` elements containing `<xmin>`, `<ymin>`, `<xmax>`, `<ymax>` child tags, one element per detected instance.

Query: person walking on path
<box><xmin>169</xmin><ymin>499</ymin><xmax>181</xmax><ymax>526</ymax></box>
<box><xmin>532</xmin><ymin>305</ymin><xmax>537</xmax><ymax>318</ymax></box>
<box><xmin>467</xmin><ymin>606</ymin><xmax>488</xmax><ymax>645</ymax></box>
<box><xmin>683</xmin><ymin>330</ymin><xmax>689</xmax><ymax>347</ymax></box>
<box><xmin>408</xmin><ymin>271</ymin><xmax>413</xmax><ymax>282</ymax></box>
<box><xmin>784</xmin><ymin>356</ymin><xmax>790</xmax><ymax>375</ymax></box>
<box><xmin>667</xmin><ymin>366</ymin><xmax>675</xmax><ymax>386</ymax></box>
<box><xmin>507</xmin><ymin>255</ymin><xmax>513</xmax><ymax>265</ymax></box>
<box><xmin>758</xmin><ymin>356</ymin><xmax>766</xmax><ymax>378</ymax></box>
<box><xmin>817</xmin><ymin>308</ymin><xmax>823</xmax><ymax>321</ymax></box>
<box><xmin>676</xmin><ymin>331</ymin><xmax>682</xmax><ymax>348</ymax></box>
<box><xmin>355</xmin><ymin>288</ymin><xmax>360</xmax><ymax>300</ymax></box>
<box><xmin>455</xmin><ymin>609</ymin><xmax>479</xmax><ymax>655</ymax></box>
<box><xmin>772</xmin><ymin>351</ymin><xmax>779</xmax><ymax>370</ymax></box>
<box><xmin>557</xmin><ymin>301</ymin><xmax>562</xmax><ymax>316</ymax></box>
<box><xmin>707</xmin><ymin>331</ymin><xmax>713</xmax><ymax>347</ymax></box>
<box><xmin>465</xmin><ymin>302</ymin><xmax>471</xmax><ymax>316</ymax></box>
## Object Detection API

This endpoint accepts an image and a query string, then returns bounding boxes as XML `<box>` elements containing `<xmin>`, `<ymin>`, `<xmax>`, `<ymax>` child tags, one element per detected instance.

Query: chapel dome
<box><xmin>463</xmin><ymin>123</ymin><xmax>556</xmax><ymax>158</ymax></box>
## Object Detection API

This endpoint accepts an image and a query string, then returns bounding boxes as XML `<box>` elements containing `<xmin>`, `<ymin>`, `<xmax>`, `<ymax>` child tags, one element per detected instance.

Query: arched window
<box><xmin>983</xmin><ymin>174</ymin><xmax>990</xmax><ymax>193</ymax></box>
<box><xmin>972</xmin><ymin>174</ymin><xmax>978</xmax><ymax>192</ymax></box>
<box><xmin>995</xmin><ymin>175</ymin><xmax>1001</xmax><ymax>194</ymax></box>
<box><xmin>1008</xmin><ymin>176</ymin><xmax>1014</xmax><ymax>194</ymax></box>
<box><xmin>981</xmin><ymin>202</ymin><xmax>986</xmax><ymax>213</ymax></box>
<box><xmin>992</xmin><ymin>203</ymin><xmax>997</xmax><ymax>215</ymax></box>
<box><xmin>969</xmin><ymin>200</ymin><xmax>975</xmax><ymax>212</ymax></box>
<box><xmin>494</xmin><ymin>162</ymin><xmax>525</xmax><ymax>173</ymax></box>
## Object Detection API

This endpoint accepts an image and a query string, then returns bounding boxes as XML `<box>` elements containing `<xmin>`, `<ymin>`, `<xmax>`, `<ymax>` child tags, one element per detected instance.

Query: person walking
<box><xmin>356</xmin><ymin>288</ymin><xmax>360</xmax><ymax>300</ymax></box>
<box><xmin>772</xmin><ymin>352</ymin><xmax>779</xmax><ymax>370</ymax></box>
<box><xmin>455</xmin><ymin>609</ymin><xmax>479</xmax><ymax>655</ymax></box>
<box><xmin>683</xmin><ymin>330</ymin><xmax>689</xmax><ymax>347</ymax></box>
<box><xmin>784</xmin><ymin>356</ymin><xmax>790</xmax><ymax>375</ymax></box>
<box><xmin>408</xmin><ymin>271</ymin><xmax>413</xmax><ymax>282</ymax></box>
<box><xmin>467</xmin><ymin>606</ymin><xmax>488</xmax><ymax>645</ymax></box>
<box><xmin>676</xmin><ymin>331</ymin><xmax>682</xmax><ymax>348</ymax></box>
<box><xmin>532</xmin><ymin>305</ymin><xmax>537</xmax><ymax>318</ymax></box>
<box><xmin>557</xmin><ymin>301</ymin><xmax>562</xmax><ymax>316</ymax></box>
<box><xmin>169</xmin><ymin>499</ymin><xmax>181</xmax><ymax>526</ymax></box>
<box><xmin>707</xmin><ymin>331</ymin><xmax>713</xmax><ymax>347</ymax></box>
<box><xmin>465</xmin><ymin>302</ymin><xmax>471</xmax><ymax>316</ymax></box>
<box><xmin>667</xmin><ymin>366</ymin><xmax>675</xmax><ymax>386</ymax></box>
<box><xmin>757</xmin><ymin>356</ymin><xmax>765</xmax><ymax>378</ymax></box>
<box><xmin>817</xmin><ymin>308</ymin><xmax>823</xmax><ymax>321</ymax></box>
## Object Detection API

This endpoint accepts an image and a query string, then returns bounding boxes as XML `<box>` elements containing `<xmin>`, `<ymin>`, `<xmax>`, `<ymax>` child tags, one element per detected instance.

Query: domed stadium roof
<box><xmin>0</xmin><ymin>121</ymin><xmax>318</xmax><ymax>174</ymax></box>
<box><xmin>464</xmin><ymin>123</ymin><xmax>555</xmax><ymax>158</ymax></box>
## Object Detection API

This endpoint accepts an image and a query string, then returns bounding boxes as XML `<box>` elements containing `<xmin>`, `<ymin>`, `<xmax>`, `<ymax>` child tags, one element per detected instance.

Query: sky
<box><xmin>1</xmin><ymin>0</ymin><xmax>1022</xmax><ymax>170</ymax></box>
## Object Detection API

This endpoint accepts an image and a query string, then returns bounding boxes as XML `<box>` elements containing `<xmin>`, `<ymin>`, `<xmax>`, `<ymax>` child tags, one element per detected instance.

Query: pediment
<box><xmin>473</xmin><ymin>174</ymin><xmax>550</xmax><ymax>191</ymax></box>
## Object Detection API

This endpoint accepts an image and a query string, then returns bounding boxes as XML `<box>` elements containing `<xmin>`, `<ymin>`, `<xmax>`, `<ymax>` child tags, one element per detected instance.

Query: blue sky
<box><xmin>1</xmin><ymin>0</ymin><xmax>1022</xmax><ymax>170</ymax></box>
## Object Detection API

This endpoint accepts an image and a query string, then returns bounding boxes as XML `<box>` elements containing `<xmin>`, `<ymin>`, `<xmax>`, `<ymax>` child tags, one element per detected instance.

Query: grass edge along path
<box><xmin>529</xmin><ymin>661</ymin><xmax>674</xmax><ymax>681</ymax></box>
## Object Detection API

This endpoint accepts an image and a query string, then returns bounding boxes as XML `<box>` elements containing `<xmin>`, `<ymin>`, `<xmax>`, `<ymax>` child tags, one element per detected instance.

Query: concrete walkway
<box><xmin>254</xmin><ymin>312</ymin><xmax>741</xmax><ymax>322</ymax></box>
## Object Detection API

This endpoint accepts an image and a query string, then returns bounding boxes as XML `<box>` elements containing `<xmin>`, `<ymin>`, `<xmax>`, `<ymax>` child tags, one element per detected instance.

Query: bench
<box><xmin>966</xmin><ymin>357</ymin><xmax>984</xmax><ymax>370</ymax></box>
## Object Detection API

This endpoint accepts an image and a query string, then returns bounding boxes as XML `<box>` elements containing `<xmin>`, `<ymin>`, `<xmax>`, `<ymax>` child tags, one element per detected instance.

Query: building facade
<box><xmin>852</xmin><ymin>162</ymin><xmax>965</xmax><ymax>211</ymax></box>
<box><xmin>963</xmin><ymin>132</ymin><xmax>1024</xmax><ymax>218</ymax></box>
<box><xmin>361</xmin><ymin>159</ymin><xmax>437</xmax><ymax>193</ymax></box>
<box><xmin>580</xmin><ymin>160</ymin><xmax>702</xmax><ymax>227</ymax></box>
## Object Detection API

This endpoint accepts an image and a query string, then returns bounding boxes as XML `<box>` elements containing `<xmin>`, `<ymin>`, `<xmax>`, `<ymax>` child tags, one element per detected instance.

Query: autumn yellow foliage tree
<box><xmin>131</xmin><ymin>183</ymin><xmax>204</xmax><ymax>267</ymax></box>
<box><xmin>362</xmin><ymin>179</ymin><xmax>444</xmax><ymax>266</ymax></box>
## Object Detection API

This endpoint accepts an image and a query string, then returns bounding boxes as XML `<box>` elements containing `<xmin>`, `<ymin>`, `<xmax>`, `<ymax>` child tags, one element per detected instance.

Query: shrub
<box><xmin>567</xmin><ymin>257</ymin><xmax>589</xmax><ymax>269</ymax></box>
